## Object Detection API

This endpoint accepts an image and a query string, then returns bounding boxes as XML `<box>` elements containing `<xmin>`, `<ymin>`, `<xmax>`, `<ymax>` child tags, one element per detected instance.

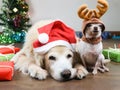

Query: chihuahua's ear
<box><xmin>83</xmin><ymin>23</ymin><xmax>92</xmax><ymax>35</ymax></box>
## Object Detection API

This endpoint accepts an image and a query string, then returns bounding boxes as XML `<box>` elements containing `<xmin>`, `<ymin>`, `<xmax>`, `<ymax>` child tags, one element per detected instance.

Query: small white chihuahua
<box><xmin>76</xmin><ymin>19</ymin><xmax>109</xmax><ymax>75</ymax></box>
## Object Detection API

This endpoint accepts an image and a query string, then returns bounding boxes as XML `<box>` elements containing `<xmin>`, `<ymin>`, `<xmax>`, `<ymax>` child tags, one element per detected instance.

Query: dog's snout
<box><xmin>93</xmin><ymin>27</ymin><xmax>98</xmax><ymax>32</ymax></box>
<box><xmin>61</xmin><ymin>69</ymin><xmax>71</xmax><ymax>80</ymax></box>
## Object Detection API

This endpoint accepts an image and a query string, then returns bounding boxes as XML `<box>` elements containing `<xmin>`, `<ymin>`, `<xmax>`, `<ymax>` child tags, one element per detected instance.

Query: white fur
<box><xmin>45</xmin><ymin>46</ymin><xmax>77</xmax><ymax>80</ymax></box>
<box><xmin>86</xmin><ymin>24</ymin><xmax>102</xmax><ymax>38</ymax></box>
<box><xmin>76</xmin><ymin>23</ymin><xmax>109</xmax><ymax>75</ymax></box>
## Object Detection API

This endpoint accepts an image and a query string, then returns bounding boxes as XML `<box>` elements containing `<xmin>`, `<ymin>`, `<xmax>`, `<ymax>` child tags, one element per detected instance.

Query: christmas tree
<box><xmin>0</xmin><ymin>0</ymin><xmax>31</xmax><ymax>44</ymax></box>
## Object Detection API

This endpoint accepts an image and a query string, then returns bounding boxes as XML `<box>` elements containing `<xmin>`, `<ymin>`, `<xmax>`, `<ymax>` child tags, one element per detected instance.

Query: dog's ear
<box><xmin>73</xmin><ymin>52</ymin><xmax>84</xmax><ymax>67</ymax></box>
<box><xmin>99</xmin><ymin>23</ymin><xmax>105</xmax><ymax>32</ymax></box>
<box><xmin>83</xmin><ymin>23</ymin><xmax>92</xmax><ymax>35</ymax></box>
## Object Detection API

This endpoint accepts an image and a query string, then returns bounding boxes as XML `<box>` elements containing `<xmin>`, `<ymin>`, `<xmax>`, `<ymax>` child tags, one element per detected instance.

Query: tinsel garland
<box><xmin>0</xmin><ymin>31</ymin><xmax>26</xmax><ymax>44</ymax></box>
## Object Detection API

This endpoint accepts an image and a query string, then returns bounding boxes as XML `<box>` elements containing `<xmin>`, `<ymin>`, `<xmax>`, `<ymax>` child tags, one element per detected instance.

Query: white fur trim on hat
<box><xmin>34</xmin><ymin>40</ymin><xmax>75</xmax><ymax>54</ymax></box>
<box><xmin>38</xmin><ymin>33</ymin><xmax>49</xmax><ymax>44</ymax></box>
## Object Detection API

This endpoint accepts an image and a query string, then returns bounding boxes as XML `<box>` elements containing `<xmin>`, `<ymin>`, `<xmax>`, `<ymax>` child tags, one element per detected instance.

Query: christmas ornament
<box><xmin>13</xmin><ymin>15</ymin><xmax>21</xmax><ymax>27</ymax></box>
<box><xmin>13</xmin><ymin>8</ymin><xmax>18</xmax><ymax>13</ymax></box>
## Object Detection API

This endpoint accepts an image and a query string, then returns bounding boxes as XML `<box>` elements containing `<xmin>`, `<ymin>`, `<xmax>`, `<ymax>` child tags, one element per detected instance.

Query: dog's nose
<box><xmin>61</xmin><ymin>69</ymin><xmax>71</xmax><ymax>80</ymax></box>
<box><xmin>93</xmin><ymin>27</ymin><xmax>98</xmax><ymax>32</ymax></box>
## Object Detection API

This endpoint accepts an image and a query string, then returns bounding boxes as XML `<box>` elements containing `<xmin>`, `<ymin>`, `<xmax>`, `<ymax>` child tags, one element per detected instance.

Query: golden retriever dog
<box><xmin>11</xmin><ymin>20</ymin><xmax>88</xmax><ymax>81</ymax></box>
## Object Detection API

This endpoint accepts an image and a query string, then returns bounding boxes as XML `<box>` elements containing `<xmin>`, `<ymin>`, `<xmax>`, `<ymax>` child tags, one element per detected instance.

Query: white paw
<box><xmin>103</xmin><ymin>66</ymin><xmax>109</xmax><ymax>72</ymax></box>
<box><xmin>28</xmin><ymin>64</ymin><xmax>48</xmax><ymax>80</ymax></box>
<box><xmin>76</xmin><ymin>67</ymin><xmax>88</xmax><ymax>79</ymax></box>
<box><xmin>98</xmin><ymin>66</ymin><xmax>109</xmax><ymax>73</ymax></box>
<box><xmin>76</xmin><ymin>70</ymin><xmax>85</xmax><ymax>79</ymax></box>
<box><xmin>103</xmin><ymin>59</ymin><xmax>110</xmax><ymax>64</ymax></box>
<box><xmin>92</xmin><ymin>69</ymin><xmax>97</xmax><ymax>75</ymax></box>
<box><xmin>98</xmin><ymin>67</ymin><xmax>105</xmax><ymax>73</ymax></box>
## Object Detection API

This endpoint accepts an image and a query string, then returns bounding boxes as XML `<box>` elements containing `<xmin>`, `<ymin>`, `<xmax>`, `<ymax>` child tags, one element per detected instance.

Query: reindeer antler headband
<box><xmin>77</xmin><ymin>0</ymin><xmax>109</xmax><ymax>20</ymax></box>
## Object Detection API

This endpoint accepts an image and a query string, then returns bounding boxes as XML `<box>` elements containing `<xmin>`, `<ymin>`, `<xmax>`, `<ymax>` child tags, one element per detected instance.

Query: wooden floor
<box><xmin>0</xmin><ymin>39</ymin><xmax>120</xmax><ymax>90</ymax></box>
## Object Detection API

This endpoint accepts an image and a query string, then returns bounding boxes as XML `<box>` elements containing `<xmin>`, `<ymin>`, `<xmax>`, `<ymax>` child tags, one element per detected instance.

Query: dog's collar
<box><xmin>82</xmin><ymin>36</ymin><xmax>102</xmax><ymax>45</ymax></box>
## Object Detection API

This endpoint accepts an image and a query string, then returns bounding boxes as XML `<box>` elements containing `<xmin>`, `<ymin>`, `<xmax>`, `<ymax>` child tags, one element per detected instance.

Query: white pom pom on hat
<box><xmin>38</xmin><ymin>33</ymin><xmax>49</xmax><ymax>44</ymax></box>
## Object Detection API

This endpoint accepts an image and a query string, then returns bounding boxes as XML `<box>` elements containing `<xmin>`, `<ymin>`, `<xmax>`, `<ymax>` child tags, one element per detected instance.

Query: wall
<box><xmin>0</xmin><ymin>0</ymin><xmax>120</xmax><ymax>31</ymax></box>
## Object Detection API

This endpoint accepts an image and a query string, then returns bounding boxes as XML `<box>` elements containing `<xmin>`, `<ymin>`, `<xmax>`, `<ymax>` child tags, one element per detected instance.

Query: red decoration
<box><xmin>118</xmin><ymin>44</ymin><xmax>120</xmax><ymax>48</ymax></box>
<box><xmin>0</xmin><ymin>47</ymin><xmax>20</xmax><ymax>54</ymax></box>
<box><xmin>0</xmin><ymin>61</ymin><xmax>14</xmax><ymax>80</ymax></box>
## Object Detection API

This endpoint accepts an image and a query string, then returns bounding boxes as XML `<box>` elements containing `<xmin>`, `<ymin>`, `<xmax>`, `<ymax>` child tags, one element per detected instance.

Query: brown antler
<box><xmin>77</xmin><ymin>0</ymin><xmax>109</xmax><ymax>20</ymax></box>
<box><xmin>93</xmin><ymin>0</ymin><xmax>109</xmax><ymax>18</ymax></box>
<box><xmin>77</xmin><ymin>4</ymin><xmax>93</xmax><ymax>20</ymax></box>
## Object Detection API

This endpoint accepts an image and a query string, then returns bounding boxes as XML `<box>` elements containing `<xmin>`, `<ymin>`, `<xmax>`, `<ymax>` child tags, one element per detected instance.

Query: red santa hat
<box><xmin>33</xmin><ymin>20</ymin><xmax>76</xmax><ymax>54</ymax></box>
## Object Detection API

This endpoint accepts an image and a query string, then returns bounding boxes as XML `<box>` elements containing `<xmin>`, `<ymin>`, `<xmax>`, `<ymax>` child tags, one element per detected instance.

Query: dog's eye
<box><xmin>67</xmin><ymin>54</ymin><xmax>72</xmax><ymax>59</ymax></box>
<box><xmin>86</xmin><ymin>23</ymin><xmax>91</xmax><ymax>27</ymax></box>
<box><xmin>99</xmin><ymin>24</ymin><xmax>105</xmax><ymax>31</ymax></box>
<box><xmin>49</xmin><ymin>56</ymin><xmax>56</xmax><ymax>61</ymax></box>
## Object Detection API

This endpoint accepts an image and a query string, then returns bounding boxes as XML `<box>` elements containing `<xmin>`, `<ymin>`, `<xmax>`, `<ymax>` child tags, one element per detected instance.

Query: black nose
<box><xmin>93</xmin><ymin>27</ymin><xmax>98</xmax><ymax>32</ymax></box>
<box><xmin>61</xmin><ymin>69</ymin><xmax>71</xmax><ymax>80</ymax></box>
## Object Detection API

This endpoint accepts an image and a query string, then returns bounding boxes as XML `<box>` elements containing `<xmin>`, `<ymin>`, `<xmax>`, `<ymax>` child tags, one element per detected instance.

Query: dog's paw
<box><xmin>104</xmin><ymin>67</ymin><xmax>109</xmax><ymax>72</ymax></box>
<box><xmin>92</xmin><ymin>69</ymin><xmax>98</xmax><ymax>75</ymax></box>
<box><xmin>76</xmin><ymin>66</ymin><xmax>88</xmax><ymax>79</ymax></box>
<box><xmin>103</xmin><ymin>66</ymin><xmax>109</xmax><ymax>72</ymax></box>
<box><xmin>28</xmin><ymin>64</ymin><xmax>48</xmax><ymax>80</ymax></box>
<box><xmin>103</xmin><ymin>59</ymin><xmax>110</xmax><ymax>64</ymax></box>
<box><xmin>98</xmin><ymin>66</ymin><xmax>109</xmax><ymax>73</ymax></box>
<box><xmin>98</xmin><ymin>67</ymin><xmax>105</xmax><ymax>73</ymax></box>
<box><xmin>76</xmin><ymin>69</ymin><xmax>86</xmax><ymax>79</ymax></box>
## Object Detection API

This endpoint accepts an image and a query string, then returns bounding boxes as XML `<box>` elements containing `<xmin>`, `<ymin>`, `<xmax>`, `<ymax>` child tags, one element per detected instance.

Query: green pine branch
<box><xmin>0</xmin><ymin>0</ymin><xmax>31</xmax><ymax>32</ymax></box>
<box><xmin>0</xmin><ymin>22</ymin><xmax>5</xmax><ymax>25</ymax></box>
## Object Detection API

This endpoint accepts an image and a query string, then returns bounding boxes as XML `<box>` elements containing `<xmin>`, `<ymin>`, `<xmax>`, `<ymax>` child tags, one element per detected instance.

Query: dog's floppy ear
<box><xmin>99</xmin><ymin>23</ymin><xmax>105</xmax><ymax>32</ymax></box>
<box><xmin>73</xmin><ymin>52</ymin><xmax>84</xmax><ymax>67</ymax></box>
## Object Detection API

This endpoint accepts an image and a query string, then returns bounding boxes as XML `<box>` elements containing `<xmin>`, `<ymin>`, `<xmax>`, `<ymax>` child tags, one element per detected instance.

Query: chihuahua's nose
<box><xmin>93</xmin><ymin>27</ymin><xmax>98</xmax><ymax>32</ymax></box>
<box><xmin>61</xmin><ymin>69</ymin><xmax>71</xmax><ymax>80</ymax></box>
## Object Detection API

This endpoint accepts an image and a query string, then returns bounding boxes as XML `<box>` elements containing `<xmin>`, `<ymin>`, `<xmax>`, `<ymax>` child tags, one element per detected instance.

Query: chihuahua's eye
<box><xmin>99</xmin><ymin>24</ymin><xmax>105</xmax><ymax>31</ymax></box>
<box><xmin>49</xmin><ymin>56</ymin><xmax>56</xmax><ymax>61</ymax></box>
<box><xmin>67</xmin><ymin>54</ymin><xmax>72</xmax><ymax>59</ymax></box>
<box><xmin>87</xmin><ymin>23</ymin><xmax>91</xmax><ymax>27</ymax></box>
<box><xmin>99</xmin><ymin>24</ymin><xmax>103</xmax><ymax>28</ymax></box>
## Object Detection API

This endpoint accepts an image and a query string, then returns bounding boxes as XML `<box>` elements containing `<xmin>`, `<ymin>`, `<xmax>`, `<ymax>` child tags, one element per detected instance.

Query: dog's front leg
<box><xmin>92</xmin><ymin>61</ymin><xmax>100</xmax><ymax>75</ymax></box>
<box><xmin>26</xmin><ymin>53</ymin><xmax>48</xmax><ymax>80</ymax></box>
<box><xmin>28</xmin><ymin>63</ymin><xmax>48</xmax><ymax>80</ymax></box>
<box><xmin>92</xmin><ymin>53</ymin><xmax>104</xmax><ymax>74</ymax></box>
<box><xmin>99</xmin><ymin>54</ymin><xmax>109</xmax><ymax>72</ymax></box>
<box><xmin>94</xmin><ymin>54</ymin><xmax>109</xmax><ymax>74</ymax></box>
<box><xmin>75</xmin><ymin>64</ymin><xmax>88</xmax><ymax>79</ymax></box>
